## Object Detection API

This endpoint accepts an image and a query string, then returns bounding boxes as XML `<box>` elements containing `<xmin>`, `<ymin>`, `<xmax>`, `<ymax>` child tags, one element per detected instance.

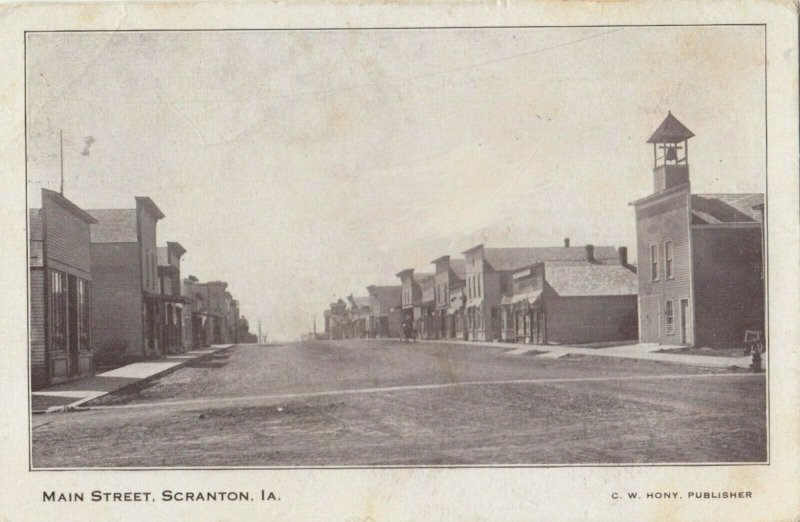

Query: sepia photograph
<box><xmin>26</xmin><ymin>25</ymin><xmax>768</xmax><ymax>470</ymax></box>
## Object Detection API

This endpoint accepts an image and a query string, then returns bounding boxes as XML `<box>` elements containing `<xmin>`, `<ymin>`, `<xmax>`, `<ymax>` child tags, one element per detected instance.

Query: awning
<box><xmin>510</xmin><ymin>290</ymin><xmax>543</xmax><ymax>306</ymax></box>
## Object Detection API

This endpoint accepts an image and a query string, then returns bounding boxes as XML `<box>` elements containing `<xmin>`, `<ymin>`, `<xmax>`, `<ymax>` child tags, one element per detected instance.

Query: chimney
<box><xmin>564</xmin><ymin>238</ymin><xmax>570</xmax><ymax>248</ymax></box>
<box><xmin>618</xmin><ymin>246</ymin><xmax>628</xmax><ymax>267</ymax></box>
<box><xmin>585</xmin><ymin>244</ymin><xmax>595</xmax><ymax>263</ymax></box>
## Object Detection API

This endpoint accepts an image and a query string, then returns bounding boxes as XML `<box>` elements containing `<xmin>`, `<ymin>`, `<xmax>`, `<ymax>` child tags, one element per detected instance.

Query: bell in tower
<box><xmin>647</xmin><ymin>111</ymin><xmax>695</xmax><ymax>192</ymax></box>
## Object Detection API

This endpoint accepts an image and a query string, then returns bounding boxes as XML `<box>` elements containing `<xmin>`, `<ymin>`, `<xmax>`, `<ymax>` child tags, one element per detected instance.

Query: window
<box><xmin>477</xmin><ymin>276</ymin><xmax>482</xmax><ymax>297</ymax></box>
<box><xmin>650</xmin><ymin>244</ymin><xmax>659</xmax><ymax>281</ymax></box>
<box><xmin>665</xmin><ymin>300</ymin><xmax>674</xmax><ymax>335</ymax></box>
<box><xmin>49</xmin><ymin>270</ymin><xmax>67</xmax><ymax>352</ymax></box>
<box><xmin>664</xmin><ymin>241</ymin><xmax>674</xmax><ymax>279</ymax></box>
<box><xmin>77</xmin><ymin>279</ymin><xmax>91</xmax><ymax>352</ymax></box>
<box><xmin>144</xmin><ymin>250</ymin><xmax>149</xmax><ymax>286</ymax></box>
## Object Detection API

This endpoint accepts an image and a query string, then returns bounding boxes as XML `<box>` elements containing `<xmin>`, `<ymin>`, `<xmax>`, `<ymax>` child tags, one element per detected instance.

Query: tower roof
<box><xmin>647</xmin><ymin>111</ymin><xmax>695</xmax><ymax>143</ymax></box>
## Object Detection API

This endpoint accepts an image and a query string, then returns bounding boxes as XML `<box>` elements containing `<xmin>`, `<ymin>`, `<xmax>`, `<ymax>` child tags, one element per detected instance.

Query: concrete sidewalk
<box><xmin>417</xmin><ymin>339</ymin><xmax>759</xmax><ymax>369</ymax></box>
<box><xmin>31</xmin><ymin>344</ymin><xmax>235</xmax><ymax>413</ymax></box>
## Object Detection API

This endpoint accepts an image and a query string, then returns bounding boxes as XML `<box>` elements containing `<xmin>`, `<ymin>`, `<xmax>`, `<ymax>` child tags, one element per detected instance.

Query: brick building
<box><xmin>630</xmin><ymin>112</ymin><xmax>765</xmax><ymax>348</ymax></box>
<box><xmin>88</xmin><ymin>197</ymin><xmax>165</xmax><ymax>363</ymax></box>
<box><xmin>29</xmin><ymin>189</ymin><xmax>97</xmax><ymax>389</ymax></box>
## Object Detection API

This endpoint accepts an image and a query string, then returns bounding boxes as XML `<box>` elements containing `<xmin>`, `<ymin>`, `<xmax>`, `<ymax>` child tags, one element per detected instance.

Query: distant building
<box><xmin>461</xmin><ymin>241</ymin><xmax>623</xmax><ymax>342</ymax></box>
<box><xmin>348</xmin><ymin>295</ymin><xmax>372</xmax><ymax>338</ymax></box>
<box><xmin>195</xmin><ymin>281</ymin><xmax>229</xmax><ymax>344</ymax></box>
<box><xmin>431</xmin><ymin>255</ymin><xmax>466</xmax><ymax>339</ymax></box>
<box><xmin>501</xmin><ymin>252</ymin><xmax>638</xmax><ymax>345</ymax></box>
<box><xmin>29</xmin><ymin>189</ymin><xmax>97</xmax><ymax>389</ymax></box>
<box><xmin>630</xmin><ymin>112</ymin><xmax>764</xmax><ymax>348</ymax></box>
<box><xmin>365</xmin><ymin>285</ymin><xmax>402</xmax><ymax>338</ymax></box>
<box><xmin>324</xmin><ymin>298</ymin><xmax>349</xmax><ymax>340</ymax></box>
<box><xmin>88</xmin><ymin>197</ymin><xmax>165</xmax><ymax>363</ymax></box>
<box><xmin>157</xmin><ymin>242</ymin><xmax>188</xmax><ymax>354</ymax></box>
<box><xmin>182</xmin><ymin>275</ymin><xmax>206</xmax><ymax>350</ymax></box>
<box><xmin>396</xmin><ymin>269</ymin><xmax>434</xmax><ymax>338</ymax></box>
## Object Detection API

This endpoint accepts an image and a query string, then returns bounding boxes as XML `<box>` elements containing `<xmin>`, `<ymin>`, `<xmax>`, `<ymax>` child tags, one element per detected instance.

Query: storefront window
<box><xmin>49</xmin><ymin>270</ymin><xmax>67</xmax><ymax>352</ymax></box>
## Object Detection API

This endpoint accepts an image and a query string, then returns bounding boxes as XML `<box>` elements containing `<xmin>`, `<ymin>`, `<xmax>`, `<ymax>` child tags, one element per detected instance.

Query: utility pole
<box><xmin>258</xmin><ymin>319</ymin><xmax>262</xmax><ymax>344</ymax></box>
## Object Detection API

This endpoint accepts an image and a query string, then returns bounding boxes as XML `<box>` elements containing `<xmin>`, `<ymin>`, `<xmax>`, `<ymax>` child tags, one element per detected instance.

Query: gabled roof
<box><xmin>88</xmin><ymin>209</ymin><xmax>138</xmax><ymax>243</ymax></box>
<box><xmin>545</xmin><ymin>264</ymin><xmax>638</xmax><ymax>297</ymax></box>
<box><xmin>42</xmin><ymin>189</ymin><xmax>97</xmax><ymax>224</ymax></box>
<box><xmin>691</xmin><ymin>193</ymin><xmax>764</xmax><ymax>224</ymax></box>
<box><xmin>483</xmin><ymin>246</ymin><xmax>618</xmax><ymax>272</ymax></box>
<box><xmin>647</xmin><ymin>111</ymin><xmax>695</xmax><ymax>143</ymax></box>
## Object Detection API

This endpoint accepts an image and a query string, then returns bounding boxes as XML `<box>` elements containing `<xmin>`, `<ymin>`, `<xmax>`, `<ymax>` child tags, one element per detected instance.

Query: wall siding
<box><xmin>29</xmin><ymin>269</ymin><xmax>48</xmax><ymax>389</ymax></box>
<box><xmin>691</xmin><ymin>227</ymin><xmax>765</xmax><ymax>349</ymax></box>
<box><xmin>635</xmin><ymin>188</ymin><xmax>692</xmax><ymax>345</ymax></box>
<box><xmin>91</xmin><ymin>242</ymin><xmax>144</xmax><ymax>359</ymax></box>
<box><xmin>546</xmin><ymin>295</ymin><xmax>638</xmax><ymax>344</ymax></box>
<box><xmin>42</xmin><ymin>196</ymin><xmax>92</xmax><ymax>273</ymax></box>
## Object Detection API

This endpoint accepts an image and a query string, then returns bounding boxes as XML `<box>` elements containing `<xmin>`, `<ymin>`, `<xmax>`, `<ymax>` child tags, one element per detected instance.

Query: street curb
<box><xmin>32</xmin><ymin>345</ymin><xmax>235</xmax><ymax>414</ymax></box>
<box><xmin>365</xmin><ymin>337</ymin><xmax>759</xmax><ymax>371</ymax></box>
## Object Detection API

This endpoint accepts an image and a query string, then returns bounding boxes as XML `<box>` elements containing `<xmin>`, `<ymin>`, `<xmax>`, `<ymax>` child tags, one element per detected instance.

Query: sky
<box><xmin>26</xmin><ymin>26</ymin><xmax>766</xmax><ymax>340</ymax></box>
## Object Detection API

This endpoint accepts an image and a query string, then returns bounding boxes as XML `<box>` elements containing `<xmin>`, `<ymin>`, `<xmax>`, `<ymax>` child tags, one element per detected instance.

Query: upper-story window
<box><xmin>144</xmin><ymin>250</ymin><xmax>150</xmax><ymax>287</ymax></box>
<box><xmin>664</xmin><ymin>241</ymin><xmax>674</xmax><ymax>279</ymax></box>
<box><xmin>477</xmin><ymin>276</ymin><xmax>482</xmax><ymax>297</ymax></box>
<box><xmin>650</xmin><ymin>244</ymin><xmax>659</xmax><ymax>281</ymax></box>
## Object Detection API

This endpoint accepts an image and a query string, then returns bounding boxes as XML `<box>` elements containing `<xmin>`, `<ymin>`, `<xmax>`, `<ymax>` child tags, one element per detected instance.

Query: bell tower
<box><xmin>647</xmin><ymin>111</ymin><xmax>694</xmax><ymax>193</ymax></box>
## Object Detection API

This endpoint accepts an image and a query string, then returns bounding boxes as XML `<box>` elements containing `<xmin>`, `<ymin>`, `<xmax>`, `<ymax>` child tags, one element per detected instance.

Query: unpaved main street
<box><xmin>32</xmin><ymin>340</ymin><xmax>766</xmax><ymax>467</ymax></box>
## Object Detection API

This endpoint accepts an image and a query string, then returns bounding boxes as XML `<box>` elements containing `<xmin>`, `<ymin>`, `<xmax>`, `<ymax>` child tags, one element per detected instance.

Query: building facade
<box><xmin>195</xmin><ymin>281</ymin><xmax>230</xmax><ymax>345</ymax></box>
<box><xmin>461</xmin><ymin>242</ymin><xmax>621</xmax><ymax>342</ymax></box>
<box><xmin>88</xmin><ymin>197</ymin><xmax>165</xmax><ymax>363</ymax></box>
<box><xmin>365</xmin><ymin>285</ymin><xmax>402</xmax><ymax>338</ymax></box>
<box><xmin>431</xmin><ymin>255</ymin><xmax>466</xmax><ymax>339</ymax></box>
<box><xmin>157</xmin><ymin>242</ymin><xmax>188</xmax><ymax>354</ymax></box>
<box><xmin>29</xmin><ymin>189</ymin><xmax>97</xmax><ymax>389</ymax></box>
<box><xmin>500</xmin><ymin>254</ymin><xmax>638</xmax><ymax>345</ymax></box>
<box><xmin>631</xmin><ymin>112</ymin><xmax>764</xmax><ymax>348</ymax></box>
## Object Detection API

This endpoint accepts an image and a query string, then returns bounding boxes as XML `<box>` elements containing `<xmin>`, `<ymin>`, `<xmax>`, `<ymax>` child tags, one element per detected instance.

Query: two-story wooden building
<box><xmin>88</xmin><ymin>197</ymin><xmax>165</xmax><ymax>363</ymax></box>
<box><xmin>631</xmin><ymin>112</ymin><xmax>765</xmax><ymax>348</ymax></box>
<box><xmin>157</xmin><ymin>242</ymin><xmax>188</xmax><ymax>354</ymax></box>
<box><xmin>431</xmin><ymin>255</ymin><xmax>466</xmax><ymax>339</ymax></box>
<box><xmin>396</xmin><ymin>269</ymin><xmax>433</xmax><ymax>334</ymax></box>
<box><xmin>29</xmin><ymin>189</ymin><xmax>97</xmax><ymax>389</ymax></box>
<box><xmin>181</xmin><ymin>275</ymin><xmax>206</xmax><ymax>350</ymax></box>
<box><xmin>461</xmin><ymin>242</ymin><xmax>621</xmax><ymax>341</ymax></box>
